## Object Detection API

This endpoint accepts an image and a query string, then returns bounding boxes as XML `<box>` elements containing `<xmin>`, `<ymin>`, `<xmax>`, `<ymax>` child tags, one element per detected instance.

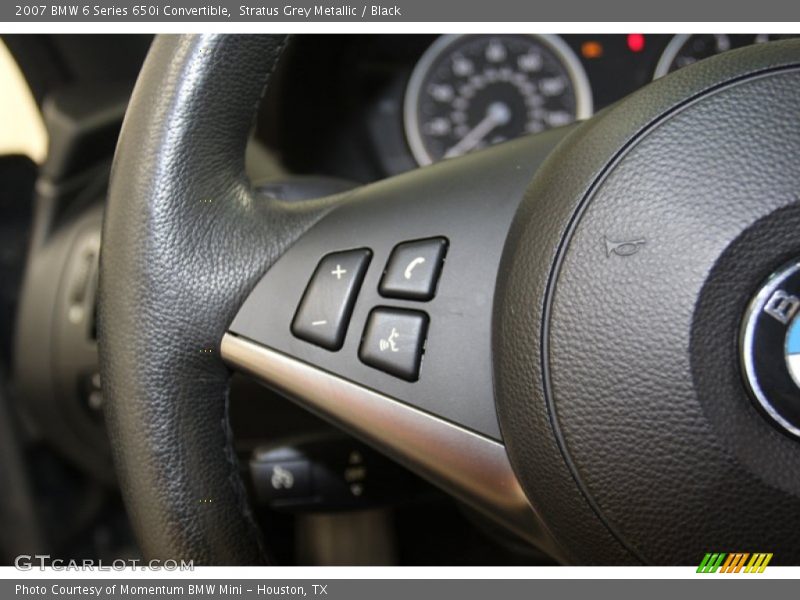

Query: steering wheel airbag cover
<box><xmin>495</xmin><ymin>41</ymin><xmax>800</xmax><ymax>564</ymax></box>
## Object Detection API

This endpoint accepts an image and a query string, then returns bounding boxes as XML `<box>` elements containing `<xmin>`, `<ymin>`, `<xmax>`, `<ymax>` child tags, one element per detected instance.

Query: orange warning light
<box><xmin>581</xmin><ymin>40</ymin><xmax>604</xmax><ymax>59</ymax></box>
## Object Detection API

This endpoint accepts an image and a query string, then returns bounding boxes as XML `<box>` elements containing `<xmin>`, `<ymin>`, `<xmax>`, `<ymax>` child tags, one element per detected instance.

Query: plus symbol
<box><xmin>331</xmin><ymin>265</ymin><xmax>347</xmax><ymax>280</ymax></box>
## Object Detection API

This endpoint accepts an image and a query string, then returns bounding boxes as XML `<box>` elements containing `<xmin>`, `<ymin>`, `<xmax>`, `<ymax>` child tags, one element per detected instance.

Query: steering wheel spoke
<box><xmin>222</xmin><ymin>131</ymin><xmax>568</xmax><ymax>551</ymax></box>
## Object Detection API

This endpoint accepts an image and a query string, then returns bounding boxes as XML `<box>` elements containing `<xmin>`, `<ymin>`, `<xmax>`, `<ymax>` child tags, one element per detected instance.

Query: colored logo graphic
<box><xmin>785</xmin><ymin>316</ymin><xmax>800</xmax><ymax>388</ymax></box>
<box><xmin>741</xmin><ymin>261</ymin><xmax>800</xmax><ymax>438</ymax></box>
<box><xmin>697</xmin><ymin>553</ymin><xmax>773</xmax><ymax>573</ymax></box>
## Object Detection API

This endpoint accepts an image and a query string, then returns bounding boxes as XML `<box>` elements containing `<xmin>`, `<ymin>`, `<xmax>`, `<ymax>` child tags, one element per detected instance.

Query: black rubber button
<box><xmin>291</xmin><ymin>249</ymin><xmax>371</xmax><ymax>350</ymax></box>
<box><xmin>379</xmin><ymin>237</ymin><xmax>447</xmax><ymax>301</ymax></box>
<box><xmin>359</xmin><ymin>307</ymin><xmax>429</xmax><ymax>381</ymax></box>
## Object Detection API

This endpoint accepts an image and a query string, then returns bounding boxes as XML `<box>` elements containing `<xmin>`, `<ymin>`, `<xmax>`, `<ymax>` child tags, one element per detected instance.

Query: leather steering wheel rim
<box><xmin>99</xmin><ymin>34</ymin><xmax>325</xmax><ymax>564</ymax></box>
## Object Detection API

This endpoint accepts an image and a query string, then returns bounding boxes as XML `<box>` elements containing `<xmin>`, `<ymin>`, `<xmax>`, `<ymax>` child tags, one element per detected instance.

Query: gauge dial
<box><xmin>754</xmin><ymin>34</ymin><xmax>800</xmax><ymax>43</ymax></box>
<box><xmin>654</xmin><ymin>34</ymin><xmax>731</xmax><ymax>78</ymax></box>
<box><xmin>404</xmin><ymin>34</ymin><xmax>592</xmax><ymax>166</ymax></box>
<box><xmin>654</xmin><ymin>34</ymin><xmax>799</xmax><ymax>79</ymax></box>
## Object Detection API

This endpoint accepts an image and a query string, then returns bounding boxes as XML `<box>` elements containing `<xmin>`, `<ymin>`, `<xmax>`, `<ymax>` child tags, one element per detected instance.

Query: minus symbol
<box><xmin>312</xmin><ymin>320</ymin><xmax>327</xmax><ymax>326</ymax></box>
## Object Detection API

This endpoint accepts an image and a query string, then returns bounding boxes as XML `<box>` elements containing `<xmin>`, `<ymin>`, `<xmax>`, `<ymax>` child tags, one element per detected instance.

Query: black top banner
<box><xmin>3</xmin><ymin>0</ymin><xmax>800</xmax><ymax>22</ymax></box>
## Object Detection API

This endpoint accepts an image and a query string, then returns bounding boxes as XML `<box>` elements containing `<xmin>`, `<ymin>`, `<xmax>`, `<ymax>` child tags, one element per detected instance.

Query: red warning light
<box><xmin>627</xmin><ymin>34</ymin><xmax>646</xmax><ymax>53</ymax></box>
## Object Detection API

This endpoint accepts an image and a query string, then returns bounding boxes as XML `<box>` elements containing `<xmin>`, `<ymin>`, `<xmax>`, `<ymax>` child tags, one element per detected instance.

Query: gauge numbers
<box><xmin>404</xmin><ymin>35</ymin><xmax>593</xmax><ymax>166</ymax></box>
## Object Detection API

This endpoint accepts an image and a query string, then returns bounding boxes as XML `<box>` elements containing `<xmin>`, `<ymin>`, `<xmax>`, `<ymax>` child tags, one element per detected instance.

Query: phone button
<box><xmin>359</xmin><ymin>308</ymin><xmax>429</xmax><ymax>381</ymax></box>
<box><xmin>379</xmin><ymin>237</ymin><xmax>447</xmax><ymax>301</ymax></box>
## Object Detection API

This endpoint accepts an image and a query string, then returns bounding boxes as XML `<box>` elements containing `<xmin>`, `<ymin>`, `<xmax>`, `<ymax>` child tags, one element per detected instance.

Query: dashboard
<box><xmin>263</xmin><ymin>34</ymin><xmax>797</xmax><ymax>183</ymax></box>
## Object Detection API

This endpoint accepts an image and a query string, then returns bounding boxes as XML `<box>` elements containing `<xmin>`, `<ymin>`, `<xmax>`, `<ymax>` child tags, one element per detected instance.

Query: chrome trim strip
<box><xmin>221</xmin><ymin>332</ymin><xmax>552</xmax><ymax>549</ymax></box>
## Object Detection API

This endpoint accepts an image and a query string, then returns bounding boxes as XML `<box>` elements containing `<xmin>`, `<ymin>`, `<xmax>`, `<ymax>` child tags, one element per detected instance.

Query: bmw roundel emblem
<box><xmin>741</xmin><ymin>261</ymin><xmax>800</xmax><ymax>439</ymax></box>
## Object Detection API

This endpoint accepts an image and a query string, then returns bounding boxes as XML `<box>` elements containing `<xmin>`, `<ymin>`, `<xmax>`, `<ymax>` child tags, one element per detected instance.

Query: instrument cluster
<box><xmin>267</xmin><ymin>34</ymin><xmax>796</xmax><ymax>182</ymax></box>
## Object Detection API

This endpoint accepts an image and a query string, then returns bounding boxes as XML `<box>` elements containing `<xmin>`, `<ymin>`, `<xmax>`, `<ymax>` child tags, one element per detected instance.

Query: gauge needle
<box><xmin>444</xmin><ymin>102</ymin><xmax>512</xmax><ymax>158</ymax></box>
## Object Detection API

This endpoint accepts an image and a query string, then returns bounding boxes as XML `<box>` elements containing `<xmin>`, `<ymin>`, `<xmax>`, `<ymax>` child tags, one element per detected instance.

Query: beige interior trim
<box><xmin>0</xmin><ymin>40</ymin><xmax>47</xmax><ymax>163</ymax></box>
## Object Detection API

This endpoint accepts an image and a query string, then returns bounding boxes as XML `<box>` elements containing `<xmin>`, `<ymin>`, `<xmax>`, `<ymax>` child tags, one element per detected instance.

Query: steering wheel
<box><xmin>99</xmin><ymin>34</ymin><xmax>800</xmax><ymax>564</ymax></box>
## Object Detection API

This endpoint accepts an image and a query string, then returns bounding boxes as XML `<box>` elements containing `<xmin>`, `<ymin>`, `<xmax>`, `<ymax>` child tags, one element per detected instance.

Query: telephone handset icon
<box><xmin>404</xmin><ymin>257</ymin><xmax>426</xmax><ymax>280</ymax></box>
